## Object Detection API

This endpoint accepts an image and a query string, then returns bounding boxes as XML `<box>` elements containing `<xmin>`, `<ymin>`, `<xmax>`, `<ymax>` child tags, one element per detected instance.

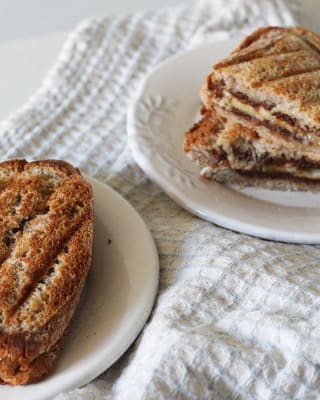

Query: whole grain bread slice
<box><xmin>0</xmin><ymin>159</ymin><xmax>93</xmax><ymax>385</ymax></box>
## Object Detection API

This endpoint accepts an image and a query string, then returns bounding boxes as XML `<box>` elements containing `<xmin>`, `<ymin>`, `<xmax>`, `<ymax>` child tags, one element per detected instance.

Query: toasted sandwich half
<box><xmin>201</xmin><ymin>26</ymin><xmax>320</xmax><ymax>162</ymax></box>
<box><xmin>184</xmin><ymin>109</ymin><xmax>320</xmax><ymax>191</ymax></box>
<box><xmin>0</xmin><ymin>160</ymin><xmax>93</xmax><ymax>385</ymax></box>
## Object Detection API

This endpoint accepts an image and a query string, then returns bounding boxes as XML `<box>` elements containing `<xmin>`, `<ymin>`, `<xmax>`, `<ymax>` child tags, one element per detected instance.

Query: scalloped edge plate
<box><xmin>128</xmin><ymin>39</ymin><xmax>320</xmax><ymax>244</ymax></box>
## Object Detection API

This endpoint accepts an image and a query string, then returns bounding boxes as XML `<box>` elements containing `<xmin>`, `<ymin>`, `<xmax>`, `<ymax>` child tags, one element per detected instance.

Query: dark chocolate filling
<box><xmin>230</xmin><ymin>107</ymin><xmax>306</xmax><ymax>143</ymax></box>
<box><xmin>272</xmin><ymin>111</ymin><xmax>297</xmax><ymax>126</ymax></box>
<box><xmin>236</xmin><ymin>169</ymin><xmax>320</xmax><ymax>183</ymax></box>
<box><xmin>229</xmin><ymin>90</ymin><xmax>274</xmax><ymax>111</ymax></box>
<box><xmin>231</xmin><ymin>145</ymin><xmax>320</xmax><ymax>169</ymax></box>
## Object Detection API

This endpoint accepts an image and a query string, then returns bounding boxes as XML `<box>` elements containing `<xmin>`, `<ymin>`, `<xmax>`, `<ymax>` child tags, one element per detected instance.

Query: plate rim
<box><xmin>127</xmin><ymin>40</ymin><xmax>320</xmax><ymax>244</ymax></box>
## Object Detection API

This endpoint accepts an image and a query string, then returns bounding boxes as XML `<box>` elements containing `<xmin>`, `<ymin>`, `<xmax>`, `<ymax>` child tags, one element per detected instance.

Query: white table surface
<box><xmin>0</xmin><ymin>0</ymin><xmax>319</xmax><ymax>122</ymax></box>
<box><xmin>0</xmin><ymin>33</ymin><xmax>67</xmax><ymax>120</ymax></box>
<box><xmin>0</xmin><ymin>0</ymin><xmax>184</xmax><ymax>121</ymax></box>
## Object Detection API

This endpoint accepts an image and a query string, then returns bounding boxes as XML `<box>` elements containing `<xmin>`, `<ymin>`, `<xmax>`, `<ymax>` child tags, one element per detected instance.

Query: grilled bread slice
<box><xmin>201</xmin><ymin>26</ymin><xmax>320</xmax><ymax>161</ymax></box>
<box><xmin>184</xmin><ymin>110</ymin><xmax>320</xmax><ymax>191</ymax></box>
<box><xmin>0</xmin><ymin>159</ymin><xmax>93</xmax><ymax>385</ymax></box>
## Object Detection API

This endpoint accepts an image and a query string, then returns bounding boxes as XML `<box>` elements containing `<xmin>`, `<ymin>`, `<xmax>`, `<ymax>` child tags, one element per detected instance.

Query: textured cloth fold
<box><xmin>1</xmin><ymin>0</ymin><xmax>319</xmax><ymax>399</ymax></box>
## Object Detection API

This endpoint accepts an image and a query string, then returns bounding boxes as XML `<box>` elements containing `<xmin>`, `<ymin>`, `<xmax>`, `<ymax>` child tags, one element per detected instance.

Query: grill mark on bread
<box><xmin>0</xmin><ymin>175</ymin><xmax>91</xmax><ymax>323</ymax></box>
<box><xmin>236</xmin><ymin>27</ymin><xmax>281</xmax><ymax>50</ymax></box>
<box><xmin>219</xmin><ymin>27</ymin><xmax>320</xmax><ymax>70</ymax></box>
<box><xmin>12</xmin><ymin>216</ymin><xmax>88</xmax><ymax>321</ymax></box>
<box><xmin>13</xmin><ymin>219</ymin><xmax>92</xmax><ymax>329</ymax></box>
<box><xmin>252</xmin><ymin>66</ymin><xmax>320</xmax><ymax>88</ymax></box>
<box><xmin>0</xmin><ymin>178</ymin><xmax>55</xmax><ymax>269</ymax></box>
<box><xmin>292</xmin><ymin>31</ymin><xmax>320</xmax><ymax>60</ymax></box>
<box><xmin>10</xmin><ymin>221</ymin><xmax>84</xmax><ymax>319</ymax></box>
<box><xmin>214</xmin><ymin>44</ymin><xmax>300</xmax><ymax>70</ymax></box>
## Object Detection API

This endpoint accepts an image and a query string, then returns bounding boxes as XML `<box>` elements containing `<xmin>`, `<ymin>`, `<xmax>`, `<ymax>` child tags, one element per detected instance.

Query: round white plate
<box><xmin>0</xmin><ymin>176</ymin><xmax>159</xmax><ymax>400</ymax></box>
<box><xmin>128</xmin><ymin>39</ymin><xmax>320</xmax><ymax>244</ymax></box>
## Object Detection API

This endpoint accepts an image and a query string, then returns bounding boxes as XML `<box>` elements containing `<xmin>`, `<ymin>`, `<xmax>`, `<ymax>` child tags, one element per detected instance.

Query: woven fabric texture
<box><xmin>1</xmin><ymin>0</ymin><xmax>319</xmax><ymax>399</ymax></box>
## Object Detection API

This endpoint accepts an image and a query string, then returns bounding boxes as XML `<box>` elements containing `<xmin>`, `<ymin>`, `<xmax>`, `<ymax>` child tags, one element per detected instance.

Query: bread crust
<box><xmin>206</xmin><ymin>168</ymin><xmax>320</xmax><ymax>192</ymax></box>
<box><xmin>0</xmin><ymin>159</ymin><xmax>93</xmax><ymax>385</ymax></box>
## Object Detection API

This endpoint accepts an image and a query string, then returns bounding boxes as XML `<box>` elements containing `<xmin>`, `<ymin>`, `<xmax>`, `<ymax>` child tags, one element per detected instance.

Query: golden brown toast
<box><xmin>0</xmin><ymin>159</ymin><xmax>93</xmax><ymax>385</ymax></box>
<box><xmin>201</xmin><ymin>26</ymin><xmax>320</xmax><ymax>161</ymax></box>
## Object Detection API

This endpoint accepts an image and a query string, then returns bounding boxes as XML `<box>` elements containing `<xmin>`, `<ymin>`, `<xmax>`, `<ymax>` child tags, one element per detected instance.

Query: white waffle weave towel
<box><xmin>2</xmin><ymin>1</ymin><xmax>320</xmax><ymax>399</ymax></box>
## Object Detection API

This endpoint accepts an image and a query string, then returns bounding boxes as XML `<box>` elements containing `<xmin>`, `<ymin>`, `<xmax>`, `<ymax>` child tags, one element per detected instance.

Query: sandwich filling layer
<box><xmin>204</xmin><ymin>79</ymin><xmax>317</xmax><ymax>145</ymax></box>
<box><xmin>184</xmin><ymin>114</ymin><xmax>320</xmax><ymax>181</ymax></box>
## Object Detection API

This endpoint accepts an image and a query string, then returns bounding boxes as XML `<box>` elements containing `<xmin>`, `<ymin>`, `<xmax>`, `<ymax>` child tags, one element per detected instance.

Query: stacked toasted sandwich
<box><xmin>184</xmin><ymin>26</ymin><xmax>320</xmax><ymax>191</ymax></box>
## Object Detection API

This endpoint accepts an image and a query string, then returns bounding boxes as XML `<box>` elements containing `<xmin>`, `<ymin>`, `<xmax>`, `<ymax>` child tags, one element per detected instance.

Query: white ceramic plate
<box><xmin>0</xmin><ymin>176</ymin><xmax>159</xmax><ymax>400</ymax></box>
<box><xmin>128</xmin><ymin>39</ymin><xmax>320</xmax><ymax>244</ymax></box>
